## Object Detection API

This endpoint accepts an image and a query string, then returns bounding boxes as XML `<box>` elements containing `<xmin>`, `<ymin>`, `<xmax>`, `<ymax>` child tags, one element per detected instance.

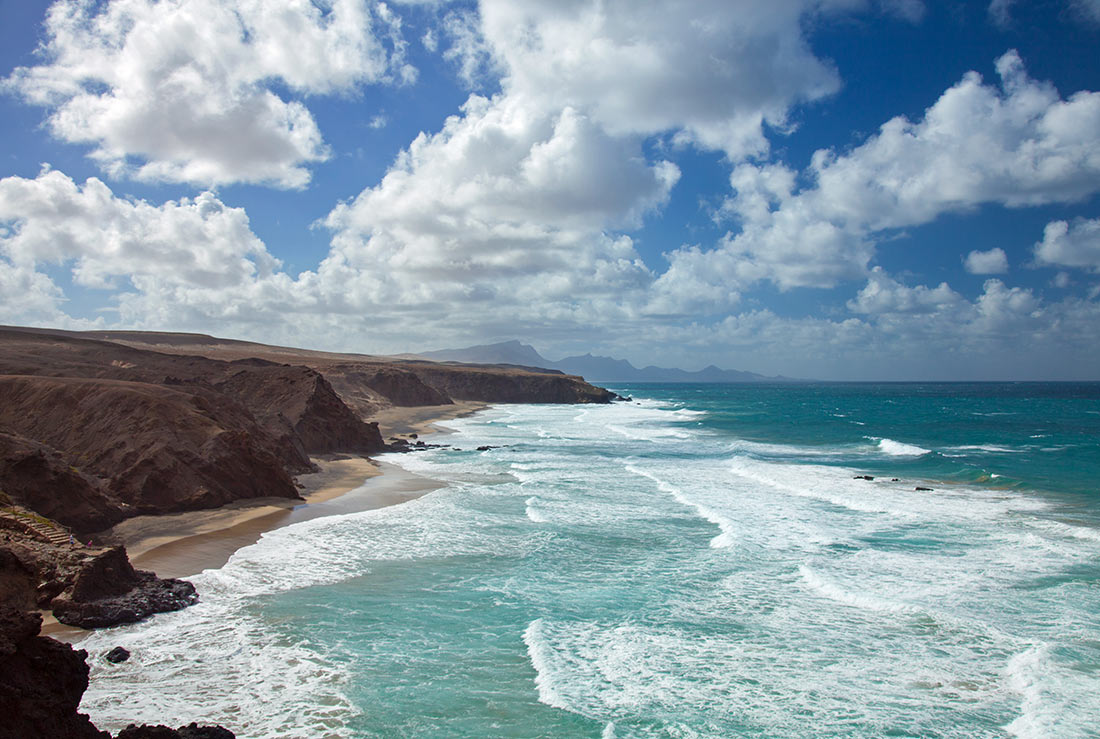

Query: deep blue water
<box><xmin>82</xmin><ymin>383</ymin><xmax>1100</xmax><ymax>738</ymax></box>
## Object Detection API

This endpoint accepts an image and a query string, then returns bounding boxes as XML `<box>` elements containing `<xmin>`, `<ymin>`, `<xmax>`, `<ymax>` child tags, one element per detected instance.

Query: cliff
<box><xmin>0</xmin><ymin>606</ymin><xmax>233</xmax><ymax>738</ymax></box>
<box><xmin>0</xmin><ymin>329</ymin><xmax>386</xmax><ymax>534</ymax></box>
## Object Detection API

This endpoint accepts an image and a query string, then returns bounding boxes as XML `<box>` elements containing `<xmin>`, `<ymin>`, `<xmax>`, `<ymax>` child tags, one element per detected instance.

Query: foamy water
<box><xmin>80</xmin><ymin>384</ymin><xmax>1100</xmax><ymax>737</ymax></box>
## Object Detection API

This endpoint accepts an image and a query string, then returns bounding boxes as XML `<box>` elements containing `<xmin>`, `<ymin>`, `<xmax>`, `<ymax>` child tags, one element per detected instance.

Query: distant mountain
<box><xmin>418</xmin><ymin>339</ymin><xmax>551</xmax><ymax>368</ymax></box>
<box><xmin>419</xmin><ymin>341</ymin><xmax>793</xmax><ymax>383</ymax></box>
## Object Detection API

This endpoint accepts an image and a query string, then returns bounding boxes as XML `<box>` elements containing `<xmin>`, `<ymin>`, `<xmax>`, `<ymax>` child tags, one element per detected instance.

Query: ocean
<box><xmin>79</xmin><ymin>383</ymin><xmax>1100</xmax><ymax>738</ymax></box>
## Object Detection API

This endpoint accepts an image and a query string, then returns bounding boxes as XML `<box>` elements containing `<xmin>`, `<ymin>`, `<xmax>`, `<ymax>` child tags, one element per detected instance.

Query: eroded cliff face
<box><xmin>0</xmin><ymin>375</ymin><xmax>301</xmax><ymax>528</ymax></box>
<box><xmin>403</xmin><ymin>363</ymin><xmax>618</xmax><ymax>404</ymax></box>
<box><xmin>0</xmin><ymin>330</ymin><xmax>385</xmax><ymax>533</ymax></box>
<box><xmin>0</xmin><ymin>607</ymin><xmax>108</xmax><ymax>739</ymax></box>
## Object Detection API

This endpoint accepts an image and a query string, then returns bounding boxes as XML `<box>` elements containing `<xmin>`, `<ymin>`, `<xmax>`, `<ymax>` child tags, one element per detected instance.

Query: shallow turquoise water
<box><xmin>81</xmin><ymin>383</ymin><xmax>1100</xmax><ymax>737</ymax></box>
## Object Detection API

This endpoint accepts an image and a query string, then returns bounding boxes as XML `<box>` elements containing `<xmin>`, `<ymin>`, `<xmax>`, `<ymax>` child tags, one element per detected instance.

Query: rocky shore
<box><xmin>0</xmin><ymin>324</ymin><xmax>615</xmax><ymax>737</ymax></box>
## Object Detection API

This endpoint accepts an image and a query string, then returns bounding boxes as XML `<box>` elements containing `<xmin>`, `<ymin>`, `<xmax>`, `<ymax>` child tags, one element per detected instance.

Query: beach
<box><xmin>117</xmin><ymin>401</ymin><xmax>484</xmax><ymax>578</ymax></box>
<box><xmin>41</xmin><ymin>402</ymin><xmax>484</xmax><ymax>639</ymax></box>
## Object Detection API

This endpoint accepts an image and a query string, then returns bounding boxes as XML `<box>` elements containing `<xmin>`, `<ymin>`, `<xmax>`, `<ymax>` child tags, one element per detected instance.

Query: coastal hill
<box><xmin>419</xmin><ymin>339</ymin><xmax>794</xmax><ymax>382</ymax></box>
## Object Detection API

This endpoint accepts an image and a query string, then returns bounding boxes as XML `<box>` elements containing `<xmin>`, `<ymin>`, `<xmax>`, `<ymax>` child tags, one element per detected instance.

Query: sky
<box><xmin>1</xmin><ymin>0</ymin><xmax>1099</xmax><ymax>380</ymax></box>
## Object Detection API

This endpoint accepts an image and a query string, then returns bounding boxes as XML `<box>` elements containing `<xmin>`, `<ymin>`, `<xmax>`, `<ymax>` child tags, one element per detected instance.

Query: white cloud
<box><xmin>657</xmin><ymin>51</ymin><xmax>1100</xmax><ymax>297</ymax></box>
<box><xmin>5</xmin><ymin>0</ymin><xmax>413</xmax><ymax>188</ymax></box>
<box><xmin>477</xmin><ymin>0</ymin><xmax>845</xmax><ymax>159</ymax></box>
<box><xmin>848</xmin><ymin>267</ymin><xmax>964</xmax><ymax>314</ymax></box>
<box><xmin>441</xmin><ymin>9</ymin><xmax>499</xmax><ymax>89</ymax></box>
<box><xmin>0</xmin><ymin>168</ymin><xmax>280</xmax><ymax>295</ymax></box>
<box><xmin>1071</xmin><ymin>0</ymin><xmax>1100</xmax><ymax>24</ymax></box>
<box><xmin>321</xmin><ymin>95</ymin><xmax>676</xmax><ymax>321</ymax></box>
<box><xmin>964</xmin><ymin>247</ymin><xmax>1009</xmax><ymax>274</ymax></box>
<box><xmin>1034</xmin><ymin>218</ymin><xmax>1100</xmax><ymax>271</ymax></box>
<box><xmin>988</xmin><ymin>0</ymin><xmax>1016</xmax><ymax>26</ymax></box>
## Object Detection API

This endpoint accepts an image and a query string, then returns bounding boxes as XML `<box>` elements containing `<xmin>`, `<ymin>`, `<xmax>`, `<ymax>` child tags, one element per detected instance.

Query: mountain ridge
<box><xmin>419</xmin><ymin>340</ymin><xmax>796</xmax><ymax>383</ymax></box>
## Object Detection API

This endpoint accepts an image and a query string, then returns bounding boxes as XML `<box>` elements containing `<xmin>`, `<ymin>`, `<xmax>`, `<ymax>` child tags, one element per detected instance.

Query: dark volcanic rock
<box><xmin>0</xmin><ymin>607</ymin><xmax>109</xmax><ymax>739</ymax></box>
<box><xmin>105</xmin><ymin>646</ymin><xmax>130</xmax><ymax>663</ymax></box>
<box><xmin>0</xmin><ymin>532</ymin><xmax>197</xmax><ymax>629</ymax></box>
<box><xmin>0</xmin><ymin>374</ymin><xmax>303</xmax><ymax>527</ymax></box>
<box><xmin>51</xmin><ymin>547</ymin><xmax>197</xmax><ymax>628</ymax></box>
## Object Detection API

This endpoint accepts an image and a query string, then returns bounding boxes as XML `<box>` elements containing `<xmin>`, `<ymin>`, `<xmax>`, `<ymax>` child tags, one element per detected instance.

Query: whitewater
<box><xmin>79</xmin><ymin>383</ymin><xmax>1100</xmax><ymax>738</ymax></box>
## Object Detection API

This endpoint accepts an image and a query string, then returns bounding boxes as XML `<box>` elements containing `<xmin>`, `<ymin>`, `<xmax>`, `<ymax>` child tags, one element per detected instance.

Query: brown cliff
<box><xmin>0</xmin><ymin>606</ymin><xmax>108</xmax><ymax>739</ymax></box>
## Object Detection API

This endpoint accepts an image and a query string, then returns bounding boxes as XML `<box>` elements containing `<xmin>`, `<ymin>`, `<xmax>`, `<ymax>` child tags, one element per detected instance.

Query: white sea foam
<box><xmin>626</xmin><ymin>465</ymin><xmax>736</xmax><ymax>548</ymax></box>
<box><xmin>875</xmin><ymin>437</ymin><xmax>932</xmax><ymax>456</ymax></box>
<box><xmin>799</xmin><ymin>565</ymin><xmax>921</xmax><ymax>615</ymax></box>
<box><xmin>949</xmin><ymin>444</ymin><xmax>1023</xmax><ymax>453</ymax></box>
<box><xmin>526</xmin><ymin>496</ymin><xmax>548</xmax><ymax>523</ymax></box>
<box><xmin>523</xmin><ymin>618</ymin><xmax>572</xmax><ymax>713</ymax></box>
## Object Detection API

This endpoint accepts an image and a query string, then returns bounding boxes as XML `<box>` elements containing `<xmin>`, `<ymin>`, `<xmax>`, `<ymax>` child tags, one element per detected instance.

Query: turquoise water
<box><xmin>81</xmin><ymin>383</ymin><xmax>1100</xmax><ymax>737</ymax></box>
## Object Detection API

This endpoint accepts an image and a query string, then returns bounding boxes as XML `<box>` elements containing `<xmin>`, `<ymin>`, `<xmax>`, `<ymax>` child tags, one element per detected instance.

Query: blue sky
<box><xmin>1</xmin><ymin>0</ymin><xmax>1099</xmax><ymax>380</ymax></box>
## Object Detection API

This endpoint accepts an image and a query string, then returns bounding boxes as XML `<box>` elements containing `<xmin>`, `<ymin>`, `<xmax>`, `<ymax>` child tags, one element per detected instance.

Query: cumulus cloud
<box><xmin>848</xmin><ymin>267</ymin><xmax>964</xmax><ymax>314</ymax></box>
<box><xmin>653</xmin><ymin>51</ymin><xmax>1100</xmax><ymax>301</ymax></box>
<box><xmin>477</xmin><ymin>0</ymin><xmax>844</xmax><ymax>159</ymax></box>
<box><xmin>0</xmin><ymin>168</ymin><xmax>282</xmax><ymax>301</ymax></box>
<box><xmin>964</xmin><ymin>247</ymin><xmax>1009</xmax><ymax>274</ymax></box>
<box><xmin>5</xmin><ymin>0</ymin><xmax>413</xmax><ymax>188</ymax></box>
<box><xmin>1034</xmin><ymin>218</ymin><xmax>1100</xmax><ymax>271</ymax></box>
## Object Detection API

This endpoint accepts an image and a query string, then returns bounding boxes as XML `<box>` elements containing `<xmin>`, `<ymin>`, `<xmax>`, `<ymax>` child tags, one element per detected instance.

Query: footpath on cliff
<box><xmin>0</xmin><ymin>324</ymin><xmax>618</xmax><ymax>738</ymax></box>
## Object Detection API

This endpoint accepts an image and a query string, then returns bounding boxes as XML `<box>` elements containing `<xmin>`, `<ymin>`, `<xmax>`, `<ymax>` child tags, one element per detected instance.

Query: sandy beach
<box><xmin>41</xmin><ymin>402</ymin><xmax>486</xmax><ymax>640</ymax></box>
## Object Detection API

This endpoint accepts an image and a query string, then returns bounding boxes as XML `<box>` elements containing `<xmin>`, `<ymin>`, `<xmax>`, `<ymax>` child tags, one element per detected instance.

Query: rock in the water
<box><xmin>105</xmin><ymin>646</ymin><xmax>130</xmax><ymax>663</ymax></box>
<box><xmin>853</xmin><ymin>475</ymin><xmax>874</xmax><ymax>481</ymax></box>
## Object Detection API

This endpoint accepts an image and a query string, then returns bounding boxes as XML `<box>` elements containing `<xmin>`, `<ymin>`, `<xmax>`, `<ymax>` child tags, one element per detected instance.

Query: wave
<box><xmin>523</xmin><ymin>619</ymin><xmax>572</xmax><ymax>713</ymax></box>
<box><xmin>626</xmin><ymin>465</ymin><xmax>736</xmax><ymax>548</ymax></box>
<box><xmin>526</xmin><ymin>496</ymin><xmax>548</xmax><ymax>523</ymax></box>
<box><xmin>874</xmin><ymin>438</ymin><xmax>931</xmax><ymax>456</ymax></box>
<box><xmin>948</xmin><ymin>444</ymin><xmax>1024</xmax><ymax>454</ymax></box>
<box><xmin>798</xmin><ymin>565</ymin><xmax>922</xmax><ymax>616</ymax></box>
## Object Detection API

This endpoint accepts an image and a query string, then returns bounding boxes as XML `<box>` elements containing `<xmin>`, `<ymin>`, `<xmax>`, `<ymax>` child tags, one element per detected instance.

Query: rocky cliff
<box><xmin>0</xmin><ymin>329</ymin><xmax>386</xmax><ymax>534</ymax></box>
<box><xmin>0</xmin><ymin>606</ymin><xmax>233</xmax><ymax>739</ymax></box>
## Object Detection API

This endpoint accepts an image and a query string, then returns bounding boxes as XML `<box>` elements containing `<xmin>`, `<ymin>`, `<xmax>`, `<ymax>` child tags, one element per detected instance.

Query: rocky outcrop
<box><xmin>49</xmin><ymin>545</ymin><xmax>197</xmax><ymax>628</ymax></box>
<box><xmin>0</xmin><ymin>606</ymin><xmax>109</xmax><ymax>739</ymax></box>
<box><xmin>215</xmin><ymin>363</ymin><xmax>384</xmax><ymax>455</ymax></box>
<box><xmin>0</xmin><ymin>606</ymin><xmax>234</xmax><ymax>739</ymax></box>
<box><xmin>0</xmin><ymin>529</ymin><xmax>195</xmax><ymax>629</ymax></box>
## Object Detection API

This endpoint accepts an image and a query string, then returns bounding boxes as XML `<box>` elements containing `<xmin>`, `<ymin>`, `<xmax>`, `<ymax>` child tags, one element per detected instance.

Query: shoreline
<box><xmin>41</xmin><ymin>401</ymin><xmax>486</xmax><ymax>641</ymax></box>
